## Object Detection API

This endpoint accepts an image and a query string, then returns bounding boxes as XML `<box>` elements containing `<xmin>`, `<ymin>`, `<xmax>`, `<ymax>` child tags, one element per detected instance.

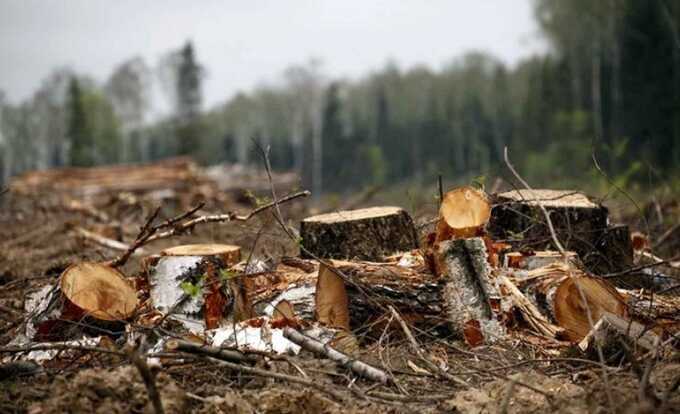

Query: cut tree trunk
<box><xmin>488</xmin><ymin>189</ymin><xmax>624</xmax><ymax>273</ymax></box>
<box><xmin>512</xmin><ymin>263</ymin><xmax>628</xmax><ymax>342</ymax></box>
<box><xmin>29</xmin><ymin>263</ymin><xmax>139</xmax><ymax>341</ymax></box>
<box><xmin>145</xmin><ymin>244</ymin><xmax>247</xmax><ymax>331</ymax></box>
<box><xmin>328</xmin><ymin>260</ymin><xmax>446</xmax><ymax>333</ymax></box>
<box><xmin>299</xmin><ymin>206</ymin><xmax>418</xmax><ymax>260</ymax></box>
<box><xmin>437</xmin><ymin>238</ymin><xmax>504</xmax><ymax>346</ymax></box>
<box><xmin>60</xmin><ymin>262</ymin><xmax>139</xmax><ymax>322</ymax></box>
<box><xmin>436</xmin><ymin>186</ymin><xmax>491</xmax><ymax>241</ymax></box>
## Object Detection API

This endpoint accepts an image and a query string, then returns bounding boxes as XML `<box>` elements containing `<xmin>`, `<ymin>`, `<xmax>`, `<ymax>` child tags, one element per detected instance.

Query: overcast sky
<box><xmin>0</xmin><ymin>0</ymin><xmax>544</xmax><ymax>111</ymax></box>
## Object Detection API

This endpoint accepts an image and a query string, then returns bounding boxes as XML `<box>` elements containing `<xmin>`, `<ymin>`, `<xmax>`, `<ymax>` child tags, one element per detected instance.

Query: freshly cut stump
<box><xmin>436</xmin><ymin>186</ymin><xmax>491</xmax><ymax>241</ymax></box>
<box><xmin>488</xmin><ymin>189</ymin><xmax>631</xmax><ymax>273</ymax></box>
<box><xmin>147</xmin><ymin>244</ymin><xmax>245</xmax><ymax>331</ymax></box>
<box><xmin>300</xmin><ymin>206</ymin><xmax>418</xmax><ymax>260</ymax></box>
<box><xmin>60</xmin><ymin>262</ymin><xmax>138</xmax><ymax>321</ymax></box>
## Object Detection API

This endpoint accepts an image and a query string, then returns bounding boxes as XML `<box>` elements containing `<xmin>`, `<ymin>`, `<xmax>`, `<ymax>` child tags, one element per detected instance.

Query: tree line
<box><xmin>1</xmin><ymin>1</ymin><xmax>679</xmax><ymax>193</ymax></box>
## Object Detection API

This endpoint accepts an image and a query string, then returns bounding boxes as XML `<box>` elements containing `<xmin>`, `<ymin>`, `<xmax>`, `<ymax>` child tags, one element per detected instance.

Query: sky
<box><xmin>0</xmin><ymin>0</ymin><xmax>544</xmax><ymax>112</ymax></box>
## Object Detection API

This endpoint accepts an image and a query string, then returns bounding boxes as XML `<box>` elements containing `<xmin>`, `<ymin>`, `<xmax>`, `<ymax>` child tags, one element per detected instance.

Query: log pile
<box><xmin>9</xmin><ymin>157</ymin><xmax>204</xmax><ymax>198</ymax></box>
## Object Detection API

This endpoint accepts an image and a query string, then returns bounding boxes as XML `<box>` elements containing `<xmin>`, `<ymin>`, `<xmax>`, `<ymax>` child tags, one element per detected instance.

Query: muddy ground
<box><xmin>1</xmin><ymin>188</ymin><xmax>679</xmax><ymax>414</ymax></box>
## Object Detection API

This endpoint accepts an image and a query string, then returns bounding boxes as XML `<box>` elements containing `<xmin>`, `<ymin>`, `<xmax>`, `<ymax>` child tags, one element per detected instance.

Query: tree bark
<box><xmin>300</xmin><ymin>206</ymin><xmax>418</xmax><ymax>260</ymax></box>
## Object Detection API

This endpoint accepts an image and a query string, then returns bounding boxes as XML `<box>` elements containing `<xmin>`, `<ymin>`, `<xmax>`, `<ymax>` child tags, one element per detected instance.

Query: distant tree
<box><xmin>67</xmin><ymin>77</ymin><xmax>93</xmax><ymax>167</ymax></box>
<box><xmin>106</xmin><ymin>57</ymin><xmax>151</xmax><ymax>162</ymax></box>
<box><xmin>175</xmin><ymin>41</ymin><xmax>203</xmax><ymax>156</ymax></box>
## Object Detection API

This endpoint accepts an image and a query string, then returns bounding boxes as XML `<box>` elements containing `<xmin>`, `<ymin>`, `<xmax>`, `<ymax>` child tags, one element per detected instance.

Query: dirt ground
<box><xmin>1</xmin><ymin>189</ymin><xmax>679</xmax><ymax>414</ymax></box>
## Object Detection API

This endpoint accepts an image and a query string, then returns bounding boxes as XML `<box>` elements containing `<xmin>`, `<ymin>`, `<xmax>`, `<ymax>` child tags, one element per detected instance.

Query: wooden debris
<box><xmin>438</xmin><ymin>238</ymin><xmax>504</xmax><ymax>345</ymax></box>
<box><xmin>299</xmin><ymin>206</ymin><xmax>418</xmax><ymax>260</ymax></box>
<box><xmin>505</xmin><ymin>250</ymin><xmax>578</xmax><ymax>270</ymax></box>
<box><xmin>10</xmin><ymin>157</ymin><xmax>203</xmax><ymax>198</ymax></box>
<box><xmin>513</xmin><ymin>263</ymin><xmax>628</xmax><ymax>341</ymax></box>
<box><xmin>146</xmin><ymin>244</ymin><xmax>246</xmax><ymax>331</ymax></box>
<box><xmin>436</xmin><ymin>186</ymin><xmax>491</xmax><ymax>241</ymax></box>
<box><xmin>578</xmin><ymin>312</ymin><xmax>660</xmax><ymax>354</ymax></box>
<box><xmin>60</xmin><ymin>262</ymin><xmax>138</xmax><ymax>321</ymax></box>
<box><xmin>315</xmin><ymin>263</ymin><xmax>350</xmax><ymax>330</ymax></box>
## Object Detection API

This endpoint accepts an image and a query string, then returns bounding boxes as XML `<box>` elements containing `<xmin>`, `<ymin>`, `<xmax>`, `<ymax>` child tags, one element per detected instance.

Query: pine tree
<box><xmin>67</xmin><ymin>77</ymin><xmax>92</xmax><ymax>167</ymax></box>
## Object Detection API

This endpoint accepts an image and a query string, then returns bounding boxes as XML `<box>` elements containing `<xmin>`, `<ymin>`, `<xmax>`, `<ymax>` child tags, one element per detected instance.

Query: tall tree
<box><xmin>67</xmin><ymin>77</ymin><xmax>92</xmax><ymax>167</ymax></box>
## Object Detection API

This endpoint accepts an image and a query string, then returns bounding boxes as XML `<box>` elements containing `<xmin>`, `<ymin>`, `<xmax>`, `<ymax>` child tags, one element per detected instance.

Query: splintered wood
<box><xmin>299</xmin><ymin>206</ymin><xmax>418</xmax><ymax>260</ymax></box>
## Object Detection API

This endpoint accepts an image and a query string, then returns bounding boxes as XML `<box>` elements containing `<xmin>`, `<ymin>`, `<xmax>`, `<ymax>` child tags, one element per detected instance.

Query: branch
<box><xmin>127</xmin><ymin>347</ymin><xmax>165</xmax><ymax>414</ymax></box>
<box><xmin>283</xmin><ymin>327</ymin><xmax>390</xmax><ymax>384</ymax></box>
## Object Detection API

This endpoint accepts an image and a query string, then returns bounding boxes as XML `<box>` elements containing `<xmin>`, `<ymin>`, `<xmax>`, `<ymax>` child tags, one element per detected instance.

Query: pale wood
<box><xmin>437</xmin><ymin>186</ymin><xmax>491</xmax><ymax>240</ymax></box>
<box><xmin>60</xmin><ymin>262</ymin><xmax>138</xmax><ymax>321</ymax></box>
<box><xmin>161</xmin><ymin>244</ymin><xmax>241</xmax><ymax>265</ymax></box>
<box><xmin>315</xmin><ymin>263</ymin><xmax>350</xmax><ymax>330</ymax></box>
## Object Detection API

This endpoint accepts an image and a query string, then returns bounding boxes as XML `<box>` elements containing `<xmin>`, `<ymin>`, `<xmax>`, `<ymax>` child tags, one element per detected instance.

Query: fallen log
<box><xmin>145</xmin><ymin>244</ymin><xmax>248</xmax><ymax>331</ymax></box>
<box><xmin>299</xmin><ymin>206</ymin><xmax>418</xmax><ymax>260</ymax></box>
<box><xmin>282</xmin><ymin>327</ymin><xmax>389</xmax><ymax>384</ymax></box>
<box><xmin>512</xmin><ymin>264</ymin><xmax>628</xmax><ymax>341</ymax></box>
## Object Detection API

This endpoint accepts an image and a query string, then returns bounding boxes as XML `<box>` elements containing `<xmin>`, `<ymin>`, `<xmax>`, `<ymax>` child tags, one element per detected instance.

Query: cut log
<box><xmin>513</xmin><ymin>264</ymin><xmax>628</xmax><ymax>342</ymax></box>
<box><xmin>328</xmin><ymin>260</ymin><xmax>445</xmax><ymax>333</ymax></box>
<box><xmin>505</xmin><ymin>251</ymin><xmax>578</xmax><ymax>271</ymax></box>
<box><xmin>299</xmin><ymin>206</ymin><xmax>418</xmax><ymax>260</ymax></box>
<box><xmin>315</xmin><ymin>263</ymin><xmax>350</xmax><ymax>330</ymax></box>
<box><xmin>60</xmin><ymin>262</ymin><xmax>138</xmax><ymax>321</ymax></box>
<box><xmin>437</xmin><ymin>238</ymin><xmax>504</xmax><ymax>345</ymax></box>
<box><xmin>436</xmin><ymin>186</ymin><xmax>491</xmax><ymax>241</ymax></box>
<box><xmin>146</xmin><ymin>244</ymin><xmax>246</xmax><ymax>331</ymax></box>
<box><xmin>578</xmin><ymin>312</ymin><xmax>659</xmax><ymax>355</ymax></box>
<box><xmin>488</xmin><ymin>189</ymin><xmax>619</xmax><ymax>273</ymax></box>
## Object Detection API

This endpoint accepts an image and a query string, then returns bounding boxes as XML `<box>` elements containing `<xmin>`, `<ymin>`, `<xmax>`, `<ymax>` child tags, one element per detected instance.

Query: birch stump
<box><xmin>300</xmin><ymin>206</ymin><xmax>418</xmax><ymax>260</ymax></box>
<box><xmin>437</xmin><ymin>238</ymin><xmax>505</xmax><ymax>346</ymax></box>
<box><xmin>145</xmin><ymin>244</ymin><xmax>247</xmax><ymax>331</ymax></box>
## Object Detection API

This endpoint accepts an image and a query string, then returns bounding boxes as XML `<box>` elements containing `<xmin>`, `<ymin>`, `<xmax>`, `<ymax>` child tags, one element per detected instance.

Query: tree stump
<box><xmin>60</xmin><ymin>262</ymin><xmax>139</xmax><ymax>322</ymax></box>
<box><xmin>488</xmin><ymin>189</ymin><xmax>632</xmax><ymax>274</ymax></box>
<box><xmin>300</xmin><ymin>206</ymin><xmax>418</xmax><ymax>260</ymax></box>
<box><xmin>145</xmin><ymin>244</ymin><xmax>247</xmax><ymax>331</ymax></box>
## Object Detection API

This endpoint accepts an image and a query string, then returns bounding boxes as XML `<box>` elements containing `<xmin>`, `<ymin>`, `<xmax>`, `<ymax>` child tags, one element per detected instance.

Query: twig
<box><xmin>388</xmin><ymin>305</ymin><xmax>468</xmax><ymax>387</ymax></box>
<box><xmin>189</xmin><ymin>353</ymin><xmax>347</xmax><ymax>401</ymax></box>
<box><xmin>283</xmin><ymin>327</ymin><xmax>390</xmax><ymax>384</ymax></box>
<box><xmin>165</xmin><ymin>340</ymin><xmax>258</xmax><ymax>364</ymax></box>
<box><xmin>127</xmin><ymin>347</ymin><xmax>165</xmax><ymax>414</ymax></box>
<box><xmin>0</xmin><ymin>343</ymin><xmax>125</xmax><ymax>356</ymax></box>
<box><xmin>499</xmin><ymin>378</ymin><xmax>517</xmax><ymax>414</ymax></box>
<box><xmin>74</xmin><ymin>226</ymin><xmax>144</xmax><ymax>254</ymax></box>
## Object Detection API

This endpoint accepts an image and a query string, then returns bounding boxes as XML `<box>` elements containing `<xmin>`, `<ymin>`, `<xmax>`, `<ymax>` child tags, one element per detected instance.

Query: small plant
<box><xmin>180</xmin><ymin>280</ymin><xmax>202</xmax><ymax>298</ymax></box>
<box><xmin>219</xmin><ymin>269</ymin><xmax>238</xmax><ymax>281</ymax></box>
